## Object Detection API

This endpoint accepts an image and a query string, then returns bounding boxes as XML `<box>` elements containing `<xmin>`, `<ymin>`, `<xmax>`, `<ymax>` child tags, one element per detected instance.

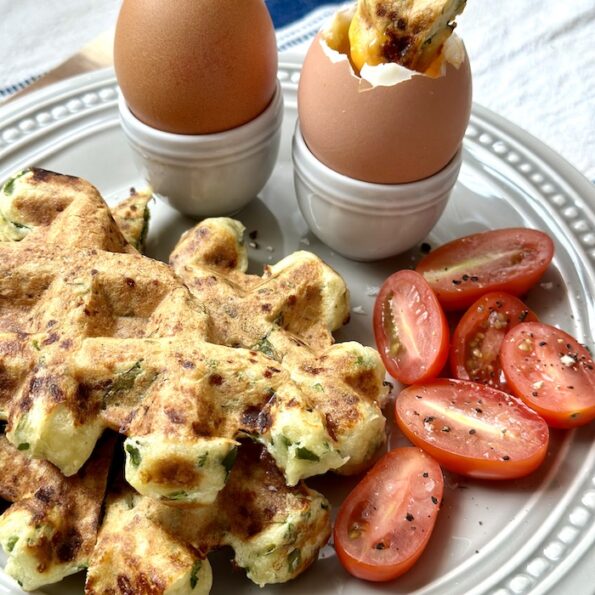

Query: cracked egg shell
<box><xmin>298</xmin><ymin>34</ymin><xmax>472</xmax><ymax>184</ymax></box>
<box><xmin>114</xmin><ymin>0</ymin><xmax>277</xmax><ymax>135</ymax></box>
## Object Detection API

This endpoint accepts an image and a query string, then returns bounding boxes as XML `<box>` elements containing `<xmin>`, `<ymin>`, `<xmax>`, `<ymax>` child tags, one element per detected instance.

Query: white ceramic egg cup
<box><xmin>292</xmin><ymin>121</ymin><xmax>462</xmax><ymax>261</ymax></box>
<box><xmin>119</xmin><ymin>81</ymin><xmax>283</xmax><ymax>218</ymax></box>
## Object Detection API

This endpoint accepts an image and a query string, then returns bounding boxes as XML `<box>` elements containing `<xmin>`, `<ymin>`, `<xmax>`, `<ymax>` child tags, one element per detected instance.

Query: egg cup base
<box><xmin>119</xmin><ymin>82</ymin><xmax>284</xmax><ymax>218</ymax></box>
<box><xmin>292</xmin><ymin>121</ymin><xmax>462</xmax><ymax>262</ymax></box>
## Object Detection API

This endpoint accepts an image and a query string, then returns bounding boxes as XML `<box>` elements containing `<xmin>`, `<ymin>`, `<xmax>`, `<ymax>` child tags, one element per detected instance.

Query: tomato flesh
<box><xmin>416</xmin><ymin>228</ymin><xmax>554</xmax><ymax>310</ymax></box>
<box><xmin>334</xmin><ymin>447</ymin><xmax>443</xmax><ymax>582</ymax></box>
<box><xmin>373</xmin><ymin>270</ymin><xmax>449</xmax><ymax>385</ymax></box>
<box><xmin>450</xmin><ymin>292</ymin><xmax>538</xmax><ymax>391</ymax></box>
<box><xmin>395</xmin><ymin>379</ymin><xmax>549</xmax><ymax>479</ymax></box>
<box><xmin>500</xmin><ymin>322</ymin><xmax>595</xmax><ymax>428</ymax></box>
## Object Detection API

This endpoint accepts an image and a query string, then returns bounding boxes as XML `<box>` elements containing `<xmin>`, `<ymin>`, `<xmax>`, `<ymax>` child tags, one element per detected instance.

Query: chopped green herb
<box><xmin>253</xmin><ymin>336</ymin><xmax>279</xmax><ymax>360</ymax></box>
<box><xmin>221</xmin><ymin>446</ymin><xmax>238</xmax><ymax>478</ymax></box>
<box><xmin>103</xmin><ymin>360</ymin><xmax>143</xmax><ymax>405</ymax></box>
<box><xmin>163</xmin><ymin>491</ymin><xmax>188</xmax><ymax>501</ymax></box>
<box><xmin>287</xmin><ymin>548</ymin><xmax>301</xmax><ymax>573</ymax></box>
<box><xmin>355</xmin><ymin>355</ymin><xmax>365</xmax><ymax>366</ymax></box>
<box><xmin>295</xmin><ymin>446</ymin><xmax>320</xmax><ymax>462</ymax></box>
<box><xmin>197</xmin><ymin>452</ymin><xmax>208</xmax><ymax>467</ymax></box>
<box><xmin>6</xmin><ymin>536</ymin><xmax>18</xmax><ymax>552</ymax></box>
<box><xmin>206</xmin><ymin>359</ymin><xmax>218</xmax><ymax>369</ymax></box>
<box><xmin>285</xmin><ymin>522</ymin><xmax>297</xmax><ymax>542</ymax></box>
<box><xmin>320</xmin><ymin>501</ymin><xmax>329</xmax><ymax>510</ymax></box>
<box><xmin>138</xmin><ymin>203</ymin><xmax>150</xmax><ymax>252</ymax></box>
<box><xmin>312</xmin><ymin>383</ymin><xmax>324</xmax><ymax>392</ymax></box>
<box><xmin>263</xmin><ymin>544</ymin><xmax>276</xmax><ymax>555</ymax></box>
<box><xmin>125</xmin><ymin>494</ymin><xmax>136</xmax><ymax>510</ymax></box>
<box><xmin>17</xmin><ymin>443</ymin><xmax>29</xmax><ymax>451</ymax></box>
<box><xmin>189</xmin><ymin>560</ymin><xmax>202</xmax><ymax>589</ymax></box>
<box><xmin>31</xmin><ymin>339</ymin><xmax>40</xmax><ymax>351</ymax></box>
<box><xmin>2</xmin><ymin>170</ymin><xmax>28</xmax><ymax>195</ymax></box>
<box><xmin>280</xmin><ymin>435</ymin><xmax>292</xmax><ymax>448</ymax></box>
<box><xmin>125</xmin><ymin>444</ymin><xmax>142</xmax><ymax>467</ymax></box>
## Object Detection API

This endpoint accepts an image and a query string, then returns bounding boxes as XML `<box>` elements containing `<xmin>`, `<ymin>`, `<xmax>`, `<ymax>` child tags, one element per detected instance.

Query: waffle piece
<box><xmin>349</xmin><ymin>0</ymin><xmax>467</xmax><ymax>72</ymax></box>
<box><xmin>0</xmin><ymin>174</ymin><xmax>150</xmax><ymax>253</ymax></box>
<box><xmin>110</xmin><ymin>187</ymin><xmax>152</xmax><ymax>252</ymax></box>
<box><xmin>88</xmin><ymin>442</ymin><xmax>330</xmax><ymax>592</ymax></box>
<box><xmin>85</xmin><ymin>482</ymin><xmax>212</xmax><ymax>595</ymax></box>
<box><xmin>0</xmin><ymin>433</ymin><xmax>113</xmax><ymax>591</ymax></box>
<box><xmin>170</xmin><ymin>218</ymin><xmax>389</xmax><ymax>482</ymax></box>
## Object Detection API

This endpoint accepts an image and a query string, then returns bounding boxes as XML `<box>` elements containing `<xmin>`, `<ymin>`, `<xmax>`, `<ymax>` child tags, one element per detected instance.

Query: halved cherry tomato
<box><xmin>373</xmin><ymin>270</ymin><xmax>449</xmax><ymax>385</ymax></box>
<box><xmin>500</xmin><ymin>322</ymin><xmax>595</xmax><ymax>428</ymax></box>
<box><xmin>334</xmin><ymin>447</ymin><xmax>443</xmax><ymax>582</ymax></box>
<box><xmin>416</xmin><ymin>228</ymin><xmax>554</xmax><ymax>310</ymax></box>
<box><xmin>450</xmin><ymin>292</ymin><xmax>538</xmax><ymax>391</ymax></box>
<box><xmin>395</xmin><ymin>379</ymin><xmax>549</xmax><ymax>479</ymax></box>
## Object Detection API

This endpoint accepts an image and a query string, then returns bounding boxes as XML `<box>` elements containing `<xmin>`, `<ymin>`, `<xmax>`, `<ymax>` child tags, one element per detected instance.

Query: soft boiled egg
<box><xmin>114</xmin><ymin>0</ymin><xmax>278</xmax><ymax>134</ymax></box>
<box><xmin>298</xmin><ymin>4</ymin><xmax>472</xmax><ymax>184</ymax></box>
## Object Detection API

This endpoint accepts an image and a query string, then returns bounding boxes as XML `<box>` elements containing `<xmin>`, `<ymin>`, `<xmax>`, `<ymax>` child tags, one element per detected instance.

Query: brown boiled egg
<box><xmin>115</xmin><ymin>0</ymin><xmax>278</xmax><ymax>134</ymax></box>
<box><xmin>298</xmin><ymin>5</ymin><xmax>472</xmax><ymax>184</ymax></box>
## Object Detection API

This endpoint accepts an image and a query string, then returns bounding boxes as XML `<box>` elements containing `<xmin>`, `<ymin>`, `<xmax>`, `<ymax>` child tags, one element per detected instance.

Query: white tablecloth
<box><xmin>1</xmin><ymin>0</ymin><xmax>594</xmax><ymax>180</ymax></box>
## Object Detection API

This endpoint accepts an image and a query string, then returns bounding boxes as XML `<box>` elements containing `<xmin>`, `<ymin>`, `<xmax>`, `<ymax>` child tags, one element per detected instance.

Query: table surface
<box><xmin>0</xmin><ymin>0</ymin><xmax>594</xmax><ymax>181</ymax></box>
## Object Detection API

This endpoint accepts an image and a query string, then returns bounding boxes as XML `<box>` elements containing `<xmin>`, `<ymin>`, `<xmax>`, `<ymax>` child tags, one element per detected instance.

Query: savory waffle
<box><xmin>0</xmin><ymin>433</ymin><xmax>114</xmax><ymax>591</ymax></box>
<box><xmin>87</xmin><ymin>442</ymin><xmax>330</xmax><ymax>592</ymax></box>
<box><xmin>0</xmin><ymin>169</ymin><xmax>387</xmax><ymax>507</ymax></box>
<box><xmin>0</xmin><ymin>169</ymin><xmax>180</xmax><ymax>478</ymax></box>
<box><xmin>170</xmin><ymin>218</ymin><xmax>390</xmax><ymax>482</ymax></box>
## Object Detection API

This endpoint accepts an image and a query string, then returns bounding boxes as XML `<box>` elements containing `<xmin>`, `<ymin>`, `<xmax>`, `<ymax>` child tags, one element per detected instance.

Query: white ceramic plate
<box><xmin>0</xmin><ymin>57</ymin><xmax>594</xmax><ymax>595</ymax></box>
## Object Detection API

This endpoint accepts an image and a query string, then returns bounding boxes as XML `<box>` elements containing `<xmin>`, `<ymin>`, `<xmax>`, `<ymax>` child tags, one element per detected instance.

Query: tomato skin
<box><xmin>450</xmin><ymin>292</ymin><xmax>538</xmax><ymax>391</ymax></box>
<box><xmin>373</xmin><ymin>270</ymin><xmax>449</xmax><ymax>385</ymax></box>
<box><xmin>395</xmin><ymin>379</ymin><xmax>549</xmax><ymax>479</ymax></box>
<box><xmin>500</xmin><ymin>322</ymin><xmax>595</xmax><ymax>428</ymax></box>
<box><xmin>334</xmin><ymin>447</ymin><xmax>443</xmax><ymax>582</ymax></box>
<box><xmin>416</xmin><ymin>228</ymin><xmax>554</xmax><ymax>310</ymax></box>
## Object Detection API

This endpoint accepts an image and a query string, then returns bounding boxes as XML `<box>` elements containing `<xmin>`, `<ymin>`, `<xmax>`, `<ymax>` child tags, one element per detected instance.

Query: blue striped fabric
<box><xmin>0</xmin><ymin>74</ymin><xmax>45</xmax><ymax>99</ymax></box>
<box><xmin>266</xmin><ymin>0</ymin><xmax>334</xmax><ymax>28</ymax></box>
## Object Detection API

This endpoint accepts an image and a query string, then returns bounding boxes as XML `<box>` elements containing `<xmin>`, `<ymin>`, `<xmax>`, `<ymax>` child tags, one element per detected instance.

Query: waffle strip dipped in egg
<box><xmin>348</xmin><ymin>0</ymin><xmax>467</xmax><ymax>72</ymax></box>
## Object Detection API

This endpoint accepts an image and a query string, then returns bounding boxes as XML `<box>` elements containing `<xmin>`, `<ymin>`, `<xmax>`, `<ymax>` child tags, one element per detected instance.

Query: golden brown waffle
<box><xmin>109</xmin><ymin>187</ymin><xmax>152</xmax><ymax>252</ymax></box>
<box><xmin>85</xmin><ymin>478</ymin><xmax>212</xmax><ymax>595</ymax></box>
<box><xmin>170</xmin><ymin>218</ymin><xmax>389</xmax><ymax>481</ymax></box>
<box><xmin>0</xmin><ymin>169</ymin><xmax>387</xmax><ymax>508</ymax></box>
<box><xmin>0</xmin><ymin>169</ymin><xmax>181</xmax><ymax>479</ymax></box>
<box><xmin>349</xmin><ymin>0</ymin><xmax>467</xmax><ymax>72</ymax></box>
<box><xmin>0</xmin><ymin>433</ymin><xmax>113</xmax><ymax>591</ymax></box>
<box><xmin>87</xmin><ymin>442</ymin><xmax>330</xmax><ymax>592</ymax></box>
